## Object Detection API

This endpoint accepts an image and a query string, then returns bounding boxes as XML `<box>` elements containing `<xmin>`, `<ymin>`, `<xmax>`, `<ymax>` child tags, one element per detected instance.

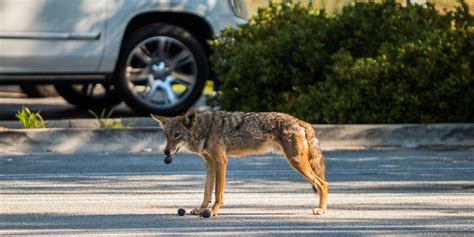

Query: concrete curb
<box><xmin>315</xmin><ymin>124</ymin><xmax>474</xmax><ymax>149</ymax></box>
<box><xmin>0</xmin><ymin>128</ymin><xmax>163</xmax><ymax>155</ymax></box>
<box><xmin>0</xmin><ymin>123</ymin><xmax>473</xmax><ymax>154</ymax></box>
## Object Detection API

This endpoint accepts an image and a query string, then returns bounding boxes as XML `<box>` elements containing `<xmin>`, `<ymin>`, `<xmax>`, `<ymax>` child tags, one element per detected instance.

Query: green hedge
<box><xmin>210</xmin><ymin>0</ymin><xmax>473</xmax><ymax>123</ymax></box>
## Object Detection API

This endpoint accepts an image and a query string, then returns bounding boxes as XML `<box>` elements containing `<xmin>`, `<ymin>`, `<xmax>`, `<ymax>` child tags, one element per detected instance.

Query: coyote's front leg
<box><xmin>191</xmin><ymin>156</ymin><xmax>215</xmax><ymax>215</ymax></box>
<box><xmin>210</xmin><ymin>149</ymin><xmax>227</xmax><ymax>217</ymax></box>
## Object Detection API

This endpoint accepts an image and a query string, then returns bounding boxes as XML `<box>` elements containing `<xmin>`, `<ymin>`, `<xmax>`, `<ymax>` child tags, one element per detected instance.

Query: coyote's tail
<box><xmin>300</xmin><ymin>122</ymin><xmax>326</xmax><ymax>181</ymax></box>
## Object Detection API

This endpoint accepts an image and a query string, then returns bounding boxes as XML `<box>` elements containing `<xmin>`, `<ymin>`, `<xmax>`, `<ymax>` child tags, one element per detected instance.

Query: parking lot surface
<box><xmin>1</xmin><ymin>149</ymin><xmax>473</xmax><ymax>236</ymax></box>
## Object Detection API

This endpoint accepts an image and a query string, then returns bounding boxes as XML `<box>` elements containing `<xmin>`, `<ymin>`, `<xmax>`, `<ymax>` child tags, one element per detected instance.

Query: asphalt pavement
<box><xmin>1</xmin><ymin>149</ymin><xmax>473</xmax><ymax>236</ymax></box>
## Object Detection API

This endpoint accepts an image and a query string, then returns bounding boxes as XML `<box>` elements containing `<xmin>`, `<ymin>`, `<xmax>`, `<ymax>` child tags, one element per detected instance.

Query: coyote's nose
<box><xmin>164</xmin><ymin>149</ymin><xmax>171</xmax><ymax>156</ymax></box>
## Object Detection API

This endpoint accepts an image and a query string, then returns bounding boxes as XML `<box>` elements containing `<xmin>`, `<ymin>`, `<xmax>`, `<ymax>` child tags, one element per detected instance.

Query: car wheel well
<box><xmin>123</xmin><ymin>12</ymin><xmax>214</xmax><ymax>57</ymax></box>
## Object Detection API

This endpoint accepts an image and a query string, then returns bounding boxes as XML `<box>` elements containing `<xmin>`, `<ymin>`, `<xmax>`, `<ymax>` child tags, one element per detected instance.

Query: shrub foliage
<box><xmin>210</xmin><ymin>0</ymin><xmax>473</xmax><ymax>123</ymax></box>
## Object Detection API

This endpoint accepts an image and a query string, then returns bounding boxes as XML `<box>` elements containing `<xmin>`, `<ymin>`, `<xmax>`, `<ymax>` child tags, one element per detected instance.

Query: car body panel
<box><xmin>0</xmin><ymin>0</ymin><xmax>246</xmax><ymax>74</ymax></box>
<box><xmin>0</xmin><ymin>0</ymin><xmax>107</xmax><ymax>72</ymax></box>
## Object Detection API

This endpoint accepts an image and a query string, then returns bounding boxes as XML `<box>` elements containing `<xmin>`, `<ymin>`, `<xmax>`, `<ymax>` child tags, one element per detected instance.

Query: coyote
<box><xmin>151</xmin><ymin>109</ymin><xmax>327</xmax><ymax>217</ymax></box>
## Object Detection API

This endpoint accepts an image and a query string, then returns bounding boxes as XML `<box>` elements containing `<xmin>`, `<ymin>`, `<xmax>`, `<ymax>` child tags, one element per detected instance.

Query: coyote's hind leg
<box><xmin>287</xmin><ymin>153</ymin><xmax>327</xmax><ymax>215</ymax></box>
<box><xmin>280</xmin><ymin>130</ymin><xmax>328</xmax><ymax>215</ymax></box>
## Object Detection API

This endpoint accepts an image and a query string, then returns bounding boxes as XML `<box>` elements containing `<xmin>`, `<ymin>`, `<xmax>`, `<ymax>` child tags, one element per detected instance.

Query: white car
<box><xmin>0</xmin><ymin>0</ymin><xmax>246</xmax><ymax>115</ymax></box>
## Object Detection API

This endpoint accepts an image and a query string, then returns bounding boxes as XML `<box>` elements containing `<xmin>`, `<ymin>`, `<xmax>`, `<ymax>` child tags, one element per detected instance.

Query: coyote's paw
<box><xmin>313</xmin><ymin>208</ymin><xmax>326</xmax><ymax>215</ymax></box>
<box><xmin>190</xmin><ymin>207</ymin><xmax>206</xmax><ymax>215</ymax></box>
<box><xmin>210</xmin><ymin>208</ymin><xmax>219</xmax><ymax>217</ymax></box>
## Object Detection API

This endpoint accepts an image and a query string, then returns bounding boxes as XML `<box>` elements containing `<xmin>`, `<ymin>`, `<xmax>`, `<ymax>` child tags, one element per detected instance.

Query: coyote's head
<box><xmin>151</xmin><ymin>109</ymin><xmax>197</xmax><ymax>156</ymax></box>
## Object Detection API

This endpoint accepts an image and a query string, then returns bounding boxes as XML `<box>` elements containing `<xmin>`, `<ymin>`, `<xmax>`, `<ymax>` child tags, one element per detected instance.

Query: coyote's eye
<box><xmin>174</xmin><ymin>133</ymin><xmax>182</xmax><ymax>139</ymax></box>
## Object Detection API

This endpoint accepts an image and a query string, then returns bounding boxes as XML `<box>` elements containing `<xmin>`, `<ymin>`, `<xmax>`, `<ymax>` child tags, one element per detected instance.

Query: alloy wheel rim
<box><xmin>125</xmin><ymin>36</ymin><xmax>198</xmax><ymax>109</ymax></box>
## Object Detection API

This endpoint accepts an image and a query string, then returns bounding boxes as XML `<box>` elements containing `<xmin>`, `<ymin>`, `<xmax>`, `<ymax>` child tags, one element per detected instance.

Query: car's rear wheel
<box><xmin>54</xmin><ymin>83</ymin><xmax>122</xmax><ymax>109</ymax></box>
<box><xmin>114</xmin><ymin>23</ymin><xmax>208</xmax><ymax>115</ymax></box>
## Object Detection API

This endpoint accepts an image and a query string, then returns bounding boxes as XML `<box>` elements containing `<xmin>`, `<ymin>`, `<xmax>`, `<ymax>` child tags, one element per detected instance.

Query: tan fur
<box><xmin>151</xmin><ymin>109</ymin><xmax>328</xmax><ymax>216</ymax></box>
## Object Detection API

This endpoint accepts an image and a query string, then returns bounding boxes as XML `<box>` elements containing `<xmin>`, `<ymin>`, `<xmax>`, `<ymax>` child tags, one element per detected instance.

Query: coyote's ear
<box><xmin>183</xmin><ymin>108</ymin><xmax>197</xmax><ymax>129</ymax></box>
<box><xmin>150</xmin><ymin>114</ymin><xmax>169</xmax><ymax>128</ymax></box>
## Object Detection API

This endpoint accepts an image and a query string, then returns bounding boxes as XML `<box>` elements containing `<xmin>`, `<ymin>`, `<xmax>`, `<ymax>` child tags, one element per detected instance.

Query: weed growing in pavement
<box><xmin>88</xmin><ymin>109</ymin><xmax>125</xmax><ymax>128</ymax></box>
<box><xmin>15</xmin><ymin>106</ymin><xmax>46</xmax><ymax>129</ymax></box>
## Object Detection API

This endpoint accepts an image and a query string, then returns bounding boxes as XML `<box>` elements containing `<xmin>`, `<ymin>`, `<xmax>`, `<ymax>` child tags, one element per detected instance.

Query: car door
<box><xmin>0</xmin><ymin>0</ymin><xmax>106</xmax><ymax>73</ymax></box>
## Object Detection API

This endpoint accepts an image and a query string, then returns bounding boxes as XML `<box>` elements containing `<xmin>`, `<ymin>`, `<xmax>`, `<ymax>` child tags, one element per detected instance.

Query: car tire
<box><xmin>114</xmin><ymin>23</ymin><xmax>209</xmax><ymax>115</ymax></box>
<box><xmin>20</xmin><ymin>85</ymin><xmax>59</xmax><ymax>98</ymax></box>
<box><xmin>54</xmin><ymin>83</ymin><xmax>122</xmax><ymax>109</ymax></box>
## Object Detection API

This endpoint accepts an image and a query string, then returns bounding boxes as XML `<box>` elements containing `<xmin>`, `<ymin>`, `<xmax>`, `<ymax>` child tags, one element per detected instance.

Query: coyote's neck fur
<box><xmin>187</xmin><ymin>111</ymin><xmax>214</xmax><ymax>153</ymax></box>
